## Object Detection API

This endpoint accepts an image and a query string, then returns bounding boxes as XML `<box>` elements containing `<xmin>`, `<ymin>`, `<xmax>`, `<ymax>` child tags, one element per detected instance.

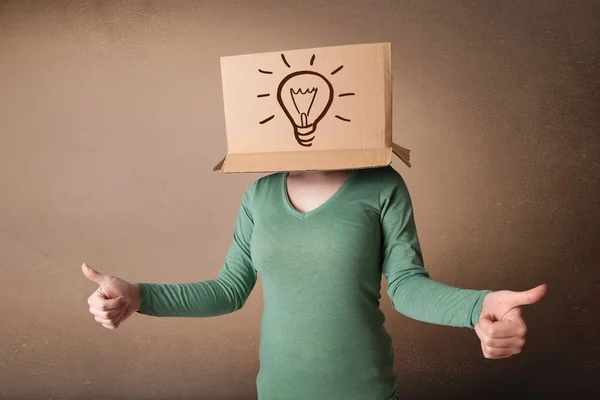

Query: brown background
<box><xmin>1</xmin><ymin>1</ymin><xmax>598</xmax><ymax>399</ymax></box>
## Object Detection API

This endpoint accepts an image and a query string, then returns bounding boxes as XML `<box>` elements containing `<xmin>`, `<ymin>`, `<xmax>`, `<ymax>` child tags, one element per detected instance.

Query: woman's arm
<box><xmin>136</xmin><ymin>184</ymin><xmax>258</xmax><ymax>318</ymax></box>
<box><xmin>379</xmin><ymin>168</ymin><xmax>491</xmax><ymax>328</ymax></box>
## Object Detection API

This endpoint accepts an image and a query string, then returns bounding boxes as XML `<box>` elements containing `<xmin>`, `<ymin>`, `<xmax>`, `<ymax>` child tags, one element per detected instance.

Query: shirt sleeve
<box><xmin>379</xmin><ymin>168</ymin><xmax>491</xmax><ymax>328</ymax></box>
<box><xmin>136</xmin><ymin>184</ymin><xmax>258</xmax><ymax>318</ymax></box>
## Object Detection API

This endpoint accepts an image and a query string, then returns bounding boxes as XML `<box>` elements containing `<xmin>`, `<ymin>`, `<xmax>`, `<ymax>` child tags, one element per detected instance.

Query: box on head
<box><xmin>213</xmin><ymin>42</ymin><xmax>411</xmax><ymax>173</ymax></box>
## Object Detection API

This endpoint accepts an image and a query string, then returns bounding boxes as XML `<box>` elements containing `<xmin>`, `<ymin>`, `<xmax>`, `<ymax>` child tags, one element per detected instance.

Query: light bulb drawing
<box><xmin>257</xmin><ymin>53</ymin><xmax>355</xmax><ymax>147</ymax></box>
<box><xmin>276</xmin><ymin>70</ymin><xmax>333</xmax><ymax>146</ymax></box>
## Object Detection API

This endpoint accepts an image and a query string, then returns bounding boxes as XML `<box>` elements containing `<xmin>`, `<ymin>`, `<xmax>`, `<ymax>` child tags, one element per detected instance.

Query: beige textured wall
<box><xmin>1</xmin><ymin>1</ymin><xmax>598</xmax><ymax>399</ymax></box>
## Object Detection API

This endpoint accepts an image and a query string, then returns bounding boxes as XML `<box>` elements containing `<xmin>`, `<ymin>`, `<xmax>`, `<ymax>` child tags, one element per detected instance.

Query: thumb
<box><xmin>507</xmin><ymin>284</ymin><xmax>548</xmax><ymax>307</ymax></box>
<box><xmin>81</xmin><ymin>263</ymin><xmax>108</xmax><ymax>285</ymax></box>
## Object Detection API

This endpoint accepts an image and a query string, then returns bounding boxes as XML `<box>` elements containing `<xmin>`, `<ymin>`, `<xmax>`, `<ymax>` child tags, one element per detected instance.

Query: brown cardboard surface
<box><xmin>214</xmin><ymin>42</ymin><xmax>410</xmax><ymax>173</ymax></box>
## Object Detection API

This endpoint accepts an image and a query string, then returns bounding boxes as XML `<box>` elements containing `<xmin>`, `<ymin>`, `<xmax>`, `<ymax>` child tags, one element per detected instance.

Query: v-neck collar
<box><xmin>281</xmin><ymin>170</ymin><xmax>359</xmax><ymax>220</ymax></box>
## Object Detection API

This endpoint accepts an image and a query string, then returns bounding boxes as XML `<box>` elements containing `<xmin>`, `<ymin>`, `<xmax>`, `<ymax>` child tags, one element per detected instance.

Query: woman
<box><xmin>83</xmin><ymin>166</ymin><xmax>546</xmax><ymax>400</ymax></box>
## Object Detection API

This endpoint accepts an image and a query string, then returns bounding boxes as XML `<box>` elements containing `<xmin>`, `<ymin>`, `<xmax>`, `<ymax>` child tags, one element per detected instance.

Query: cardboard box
<box><xmin>213</xmin><ymin>42</ymin><xmax>411</xmax><ymax>173</ymax></box>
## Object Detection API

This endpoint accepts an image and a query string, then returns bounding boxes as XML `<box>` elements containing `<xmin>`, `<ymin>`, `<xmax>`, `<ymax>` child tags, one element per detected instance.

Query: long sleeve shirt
<box><xmin>137</xmin><ymin>166</ymin><xmax>491</xmax><ymax>400</ymax></box>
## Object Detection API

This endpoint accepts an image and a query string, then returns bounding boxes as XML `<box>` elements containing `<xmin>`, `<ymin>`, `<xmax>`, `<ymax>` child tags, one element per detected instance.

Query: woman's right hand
<box><xmin>82</xmin><ymin>263</ymin><xmax>141</xmax><ymax>330</ymax></box>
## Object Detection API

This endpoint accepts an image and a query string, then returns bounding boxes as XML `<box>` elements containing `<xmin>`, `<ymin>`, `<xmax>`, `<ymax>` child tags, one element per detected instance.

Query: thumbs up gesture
<box><xmin>82</xmin><ymin>263</ymin><xmax>141</xmax><ymax>330</ymax></box>
<box><xmin>475</xmin><ymin>284</ymin><xmax>547</xmax><ymax>359</ymax></box>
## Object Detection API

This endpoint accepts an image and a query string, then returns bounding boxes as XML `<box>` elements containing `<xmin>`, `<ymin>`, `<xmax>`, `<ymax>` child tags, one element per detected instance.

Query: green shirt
<box><xmin>138</xmin><ymin>166</ymin><xmax>490</xmax><ymax>400</ymax></box>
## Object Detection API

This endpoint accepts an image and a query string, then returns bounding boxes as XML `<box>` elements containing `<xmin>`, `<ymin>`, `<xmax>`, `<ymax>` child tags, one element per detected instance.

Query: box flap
<box><xmin>212</xmin><ymin>143</ymin><xmax>411</xmax><ymax>173</ymax></box>
<box><xmin>214</xmin><ymin>148</ymin><xmax>391</xmax><ymax>174</ymax></box>
<box><xmin>213</xmin><ymin>157</ymin><xmax>226</xmax><ymax>172</ymax></box>
<box><xmin>391</xmin><ymin>142</ymin><xmax>411</xmax><ymax>167</ymax></box>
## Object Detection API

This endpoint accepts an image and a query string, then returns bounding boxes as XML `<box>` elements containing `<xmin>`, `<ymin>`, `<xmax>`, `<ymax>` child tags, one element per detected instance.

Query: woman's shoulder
<box><xmin>357</xmin><ymin>165</ymin><xmax>407</xmax><ymax>186</ymax></box>
<box><xmin>244</xmin><ymin>172</ymin><xmax>284</xmax><ymax>198</ymax></box>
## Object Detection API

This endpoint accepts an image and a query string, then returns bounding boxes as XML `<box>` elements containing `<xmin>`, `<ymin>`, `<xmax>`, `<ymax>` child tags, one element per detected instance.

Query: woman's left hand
<box><xmin>475</xmin><ymin>284</ymin><xmax>547</xmax><ymax>359</ymax></box>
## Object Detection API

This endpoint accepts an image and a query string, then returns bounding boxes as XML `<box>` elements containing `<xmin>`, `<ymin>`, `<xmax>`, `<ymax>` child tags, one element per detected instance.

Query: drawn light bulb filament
<box><xmin>290</xmin><ymin>87</ymin><xmax>318</xmax><ymax>128</ymax></box>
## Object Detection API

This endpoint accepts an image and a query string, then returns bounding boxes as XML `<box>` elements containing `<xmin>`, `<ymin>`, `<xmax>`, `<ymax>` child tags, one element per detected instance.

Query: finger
<box><xmin>507</xmin><ymin>284</ymin><xmax>548</xmax><ymax>308</ymax></box>
<box><xmin>94</xmin><ymin>311</ymin><xmax>124</xmax><ymax>326</ymax></box>
<box><xmin>480</xmin><ymin>313</ymin><xmax>495</xmax><ymax>323</ymax></box>
<box><xmin>479</xmin><ymin>316</ymin><xmax>527</xmax><ymax>339</ymax></box>
<box><xmin>94</xmin><ymin>315</ymin><xmax>110</xmax><ymax>325</ymax></box>
<box><xmin>89</xmin><ymin>300</ymin><xmax>130</xmax><ymax>319</ymax></box>
<box><xmin>94</xmin><ymin>309</ymin><xmax>125</xmax><ymax>329</ymax></box>
<box><xmin>107</xmin><ymin>308</ymin><xmax>129</xmax><ymax>329</ymax></box>
<box><xmin>482</xmin><ymin>349</ymin><xmax>511</xmax><ymax>359</ymax></box>
<box><xmin>481</xmin><ymin>342</ymin><xmax>499</xmax><ymax>359</ymax></box>
<box><xmin>82</xmin><ymin>263</ymin><xmax>109</xmax><ymax>285</ymax></box>
<box><xmin>474</xmin><ymin>322</ymin><xmax>486</xmax><ymax>341</ymax></box>
<box><xmin>92</xmin><ymin>299</ymin><xmax>129</xmax><ymax>325</ymax></box>
<box><xmin>476</xmin><ymin>314</ymin><xmax>497</xmax><ymax>335</ymax></box>
<box><xmin>475</xmin><ymin>323</ymin><xmax>526</xmax><ymax>348</ymax></box>
<box><xmin>88</xmin><ymin>293</ymin><xmax>127</xmax><ymax>312</ymax></box>
<box><xmin>87</xmin><ymin>289</ymin><xmax>105</xmax><ymax>309</ymax></box>
<box><xmin>482</xmin><ymin>344</ymin><xmax>523</xmax><ymax>359</ymax></box>
<box><xmin>96</xmin><ymin>318</ymin><xmax>121</xmax><ymax>330</ymax></box>
<box><xmin>481</xmin><ymin>342</ymin><xmax>512</xmax><ymax>359</ymax></box>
